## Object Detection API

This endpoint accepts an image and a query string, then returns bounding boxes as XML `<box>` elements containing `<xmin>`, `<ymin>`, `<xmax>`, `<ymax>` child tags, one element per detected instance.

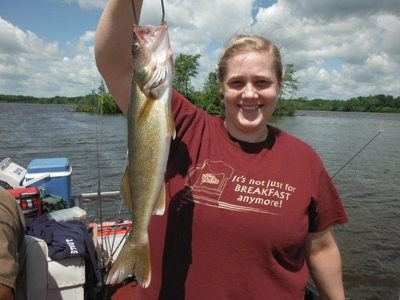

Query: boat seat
<box><xmin>24</xmin><ymin>235</ymin><xmax>48</xmax><ymax>300</ymax></box>
<box><xmin>23</xmin><ymin>232</ymin><xmax>87</xmax><ymax>300</ymax></box>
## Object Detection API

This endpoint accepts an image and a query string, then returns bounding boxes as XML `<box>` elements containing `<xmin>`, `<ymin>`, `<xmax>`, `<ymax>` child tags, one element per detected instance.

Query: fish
<box><xmin>106</xmin><ymin>22</ymin><xmax>175</xmax><ymax>287</ymax></box>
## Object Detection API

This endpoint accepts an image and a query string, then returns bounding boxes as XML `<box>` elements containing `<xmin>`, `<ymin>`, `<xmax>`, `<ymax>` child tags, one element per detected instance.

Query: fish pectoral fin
<box><xmin>166</xmin><ymin>104</ymin><xmax>176</xmax><ymax>139</ymax></box>
<box><xmin>120</xmin><ymin>167</ymin><xmax>134</xmax><ymax>215</ymax></box>
<box><xmin>152</xmin><ymin>182</ymin><xmax>166</xmax><ymax>215</ymax></box>
<box><xmin>143</xmin><ymin>61</ymin><xmax>169</xmax><ymax>90</ymax></box>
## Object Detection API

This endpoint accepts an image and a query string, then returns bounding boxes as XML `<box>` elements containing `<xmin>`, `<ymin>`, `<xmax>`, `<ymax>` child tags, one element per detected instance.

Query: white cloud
<box><xmin>141</xmin><ymin>0</ymin><xmax>255</xmax><ymax>83</ymax></box>
<box><xmin>377</xmin><ymin>14</ymin><xmax>400</xmax><ymax>56</ymax></box>
<box><xmin>67</xmin><ymin>30</ymin><xmax>96</xmax><ymax>54</ymax></box>
<box><xmin>0</xmin><ymin>17</ymin><xmax>100</xmax><ymax>97</ymax></box>
<box><xmin>1</xmin><ymin>0</ymin><xmax>399</xmax><ymax>99</ymax></box>
<box><xmin>142</xmin><ymin>0</ymin><xmax>254</xmax><ymax>44</ymax></box>
<box><xmin>287</xmin><ymin>0</ymin><xmax>400</xmax><ymax>21</ymax></box>
<box><xmin>296</xmin><ymin>52</ymin><xmax>399</xmax><ymax>100</ymax></box>
<box><xmin>342</xmin><ymin>53</ymin><xmax>396</xmax><ymax>82</ymax></box>
<box><xmin>253</xmin><ymin>0</ymin><xmax>400</xmax><ymax>99</ymax></box>
<box><xmin>63</xmin><ymin>0</ymin><xmax>106</xmax><ymax>10</ymax></box>
<box><xmin>0</xmin><ymin>18</ymin><xmax>62</xmax><ymax>61</ymax></box>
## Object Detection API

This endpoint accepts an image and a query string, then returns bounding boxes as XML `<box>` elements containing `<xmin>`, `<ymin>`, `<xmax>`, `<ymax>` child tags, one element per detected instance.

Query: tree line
<box><xmin>0</xmin><ymin>82</ymin><xmax>121</xmax><ymax>114</ymax></box>
<box><xmin>1</xmin><ymin>53</ymin><xmax>398</xmax><ymax>114</ymax></box>
<box><xmin>0</xmin><ymin>94</ymin><xmax>84</xmax><ymax>105</ymax></box>
<box><xmin>291</xmin><ymin>95</ymin><xmax>400</xmax><ymax>113</ymax></box>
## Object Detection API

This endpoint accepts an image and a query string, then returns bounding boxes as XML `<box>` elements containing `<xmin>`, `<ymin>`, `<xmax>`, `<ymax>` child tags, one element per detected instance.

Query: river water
<box><xmin>0</xmin><ymin>103</ymin><xmax>399</xmax><ymax>299</ymax></box>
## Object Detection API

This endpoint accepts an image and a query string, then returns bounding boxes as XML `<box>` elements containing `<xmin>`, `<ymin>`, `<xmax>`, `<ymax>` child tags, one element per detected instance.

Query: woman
<box><xmin>95</xmin><ymin>1</ymin><xmax>348</xmax><ymax>299</ymax></box>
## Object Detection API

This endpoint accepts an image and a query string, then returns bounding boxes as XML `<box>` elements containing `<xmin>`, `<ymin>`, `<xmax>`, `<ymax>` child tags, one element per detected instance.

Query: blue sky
<box><xmin>1</xmin><ymin>1</ymin><xmax>99</xmax><ymax>53</ymax></box>
<box><xmin>0</xmin><ymin>0</ymin><xmax>399</xmax><ymax>100</ymax></box>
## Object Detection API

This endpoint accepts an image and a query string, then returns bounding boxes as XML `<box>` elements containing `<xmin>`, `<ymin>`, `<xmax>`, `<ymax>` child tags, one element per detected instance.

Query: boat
<box><xmin>0</xmin><ymin>157</ymin><xmax>321</xmax><ymax>300</ymax></box>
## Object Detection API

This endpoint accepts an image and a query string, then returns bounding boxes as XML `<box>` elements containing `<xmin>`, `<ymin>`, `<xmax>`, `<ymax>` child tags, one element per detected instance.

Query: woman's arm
<box><xmin>94</xmin><ymin>0</ymin><xmax>144</xmax><ymax>115</ymax></box>
<box><xmin>304</xmin><ymin>228</ymin><xmax>346</xmax><ymax>300</ymax></box>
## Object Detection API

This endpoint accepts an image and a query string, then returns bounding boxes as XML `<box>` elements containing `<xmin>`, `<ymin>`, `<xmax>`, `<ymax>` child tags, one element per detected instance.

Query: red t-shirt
<box><xmin>137</xmin><ymin>90</ymin><xmax>348</xmax><ymax>300</ymax></box>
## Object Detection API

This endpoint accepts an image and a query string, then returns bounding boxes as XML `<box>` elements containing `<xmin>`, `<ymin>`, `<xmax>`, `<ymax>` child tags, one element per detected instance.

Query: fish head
<box><xmin>132</xmin><ymin>22</ymin><xmax>174</xmax><ymax>91</ymax></box>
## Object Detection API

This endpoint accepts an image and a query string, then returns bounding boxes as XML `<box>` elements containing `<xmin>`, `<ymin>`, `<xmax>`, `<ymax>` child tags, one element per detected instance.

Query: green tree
<box><xmin>173</xmin><ymin>53</ymin><xmax>201</xmax><ymax>100</ymax></box>
<box><xmin>100</xmin><ymin>93</ymin><xmax>120</xmax><ymax>114</ymax></box>
<box><xmin>96</xmin><ymin>80</ymin><xmax>121</xmax><ymax>114</ymax></box>
<box><xmin>98</xmin><ymin>79</ymin><xmax>107</xmax><ymax>96</ymax></box>
<box><xmin>280</xmin><ymin>64</ymin><xmax>300</xmax><ymax>100</ymax></box>
<box><xmin>199</xmin><ymin>70</ymin><xmax>223</xmax><ymax>115</ymax></box>
<box><xmin>275</xmin><ymin>64</ymin><xmax>300</xmax><ymax>116</ymax></box>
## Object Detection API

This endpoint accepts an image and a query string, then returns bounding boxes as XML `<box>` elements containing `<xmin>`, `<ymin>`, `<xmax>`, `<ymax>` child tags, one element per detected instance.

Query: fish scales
<box><xmin>106</xmin><ymin>22</ymin><xmax>175</xmax><ymax>288</ymax></box>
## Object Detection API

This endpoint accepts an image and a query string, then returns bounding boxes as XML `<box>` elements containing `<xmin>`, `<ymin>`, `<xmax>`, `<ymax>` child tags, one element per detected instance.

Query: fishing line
<box><xmin>107</xmin><ymin>150</ymin><xmax>129</xmax><ymax>260</ymax></box>
<box><xmin>102</xmin><ymin>0</ymin><xmax>140</xmax><ymax>274</ymax></box>
<box><xmin>95</xmin><ymin>80</ymin><xmax>106</xmax><ymax>271</ymax></box>
<box><xmin>111</xmin><ymin>223</ymin><xmax>133</xmax><ymax>258</ymax></box>
<box><xmin>331</xmin><ymin>130</ymin><xmax>383</xmax><ymax>179</ymax></box>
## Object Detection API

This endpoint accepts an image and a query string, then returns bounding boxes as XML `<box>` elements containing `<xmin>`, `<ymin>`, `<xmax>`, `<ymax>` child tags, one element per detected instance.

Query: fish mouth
<box><xmin>133</xmin><ymin>23</ymin><xmax>169</xmax><ymax>54</ymax></box>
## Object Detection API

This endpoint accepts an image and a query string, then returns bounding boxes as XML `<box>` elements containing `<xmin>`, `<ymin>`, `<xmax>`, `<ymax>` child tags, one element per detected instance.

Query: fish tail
<box><xmin>106</xmin><ymin>237</ymin><xmax>151</xmax><ymax>287</ymax></box>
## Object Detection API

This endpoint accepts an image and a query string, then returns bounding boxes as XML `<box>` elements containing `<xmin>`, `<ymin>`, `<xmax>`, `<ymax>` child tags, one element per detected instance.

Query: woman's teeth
<box><xmin>240</xmin><ymin>105</ymin><xmax>260</xmax><ymax>110</ymax></box>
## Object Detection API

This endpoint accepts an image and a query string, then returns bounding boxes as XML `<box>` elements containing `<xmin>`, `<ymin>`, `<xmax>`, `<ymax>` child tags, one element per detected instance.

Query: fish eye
<box><xmin>131</xmin><ymin>42</ymin><xmax>140</xmax><ymax>53</ymax></box>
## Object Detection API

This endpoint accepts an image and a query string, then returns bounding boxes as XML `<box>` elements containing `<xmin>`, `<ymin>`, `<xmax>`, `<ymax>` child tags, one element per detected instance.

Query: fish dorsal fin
<box><xmin>166</xmin><ymin>104</ymin><xmax>176</xmax><ymax>139</ymax></box>
<box><xmin>144</xmin><ymin>56</ymin><xmax>170</xmax><ymax>90</ymax></box>
<box><xmin>153</xmin><ymin>182</ymin><xmax>166</xmax><ymax>215</ymax></box>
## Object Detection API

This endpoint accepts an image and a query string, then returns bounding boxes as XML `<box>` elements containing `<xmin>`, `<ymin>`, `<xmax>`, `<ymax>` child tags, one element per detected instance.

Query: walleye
<box><xmin>106</xmin><ymin>22</ymin><xmax>175</xmax><ymax>287</ymax></box>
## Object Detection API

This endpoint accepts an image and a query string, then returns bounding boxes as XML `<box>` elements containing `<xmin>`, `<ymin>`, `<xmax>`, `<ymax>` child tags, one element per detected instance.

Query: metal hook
<box><xmin>131</xmin><ymin>0</ymin><xmax>165</xmax><ymax>25</ymax></box>
<box><xmin>131</xmin><ymin>0</ymin><xmax>138</xmax><ymax>25</ymax></box>
<box><xmin>161</xmin><ymin>0</ymin><xmax>165</xmax><ymax>23</ymax></box>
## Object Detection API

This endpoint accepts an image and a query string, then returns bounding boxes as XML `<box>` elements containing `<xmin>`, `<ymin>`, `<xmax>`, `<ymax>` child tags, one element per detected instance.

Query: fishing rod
<box><xmin>96</xmin><ymin>81</ymin><xmax>106</xmax><ymax>270</ymax></box>
<box><xmin>331</xmin><ymin>130</ymin><xmax>383</xmax><ymax>179</ymax></box>
<box><xmin>106</xmin><ymin>151</ymin><xmax>128</xmax><ymax>267</ymax></box>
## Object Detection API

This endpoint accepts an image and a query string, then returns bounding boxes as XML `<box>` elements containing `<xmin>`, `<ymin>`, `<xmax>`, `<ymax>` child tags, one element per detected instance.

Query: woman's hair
<box><xmin>217</xmin><ymin>35</ymin><xmax>283</xmax><ymax>88</ymax></box>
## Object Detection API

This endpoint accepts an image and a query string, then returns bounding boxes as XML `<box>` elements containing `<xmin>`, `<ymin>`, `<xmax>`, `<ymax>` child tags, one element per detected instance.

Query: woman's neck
<box><xmin>223</xmin><ymin>120</ymin><xmax>269</xmax><ymax>143</ymax></box>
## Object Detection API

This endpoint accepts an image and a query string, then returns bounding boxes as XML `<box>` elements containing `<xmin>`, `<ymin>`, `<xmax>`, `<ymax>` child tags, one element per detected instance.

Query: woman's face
<box><xmin>222</xmin><ymin>51</ymin><xmax>281</xmax><ymax>143</ymax></box>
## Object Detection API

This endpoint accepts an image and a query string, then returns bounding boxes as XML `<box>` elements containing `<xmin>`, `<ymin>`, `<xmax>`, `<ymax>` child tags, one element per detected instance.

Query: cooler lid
<box><xmin>27</xmin><ymin>158</ymin><xmax>70</xmax><ymax>173</ymax></box>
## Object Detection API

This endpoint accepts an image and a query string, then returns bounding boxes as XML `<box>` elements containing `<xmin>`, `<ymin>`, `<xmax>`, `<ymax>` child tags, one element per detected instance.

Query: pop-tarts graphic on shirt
<box><xmin>183</xmin><ymin>160</ymin><xmax>234</xmax><ymax>207</ymax></box>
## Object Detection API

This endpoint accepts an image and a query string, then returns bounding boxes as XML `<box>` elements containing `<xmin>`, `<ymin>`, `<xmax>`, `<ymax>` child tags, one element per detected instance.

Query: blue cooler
<box><xmin>23</xmin><ymin>158</ymin><xmax>72</xmax><ymax>207</ymax></box>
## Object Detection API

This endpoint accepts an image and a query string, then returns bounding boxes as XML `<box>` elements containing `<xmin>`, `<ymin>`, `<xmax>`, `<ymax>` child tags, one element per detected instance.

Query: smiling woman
<box><xmin>218</xmin><ymin>36</ymin><xmax>283</xmax><ymax>143</ymax></box>
<box><xmin>94</xmin><ymin>0</ymin><xmax>348</xmax><ymax>299</ymax></box>
<box><xmin>222</xmin><ymin>51</ymin><xmax>280</xmax><ymax>142</ymax></box>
